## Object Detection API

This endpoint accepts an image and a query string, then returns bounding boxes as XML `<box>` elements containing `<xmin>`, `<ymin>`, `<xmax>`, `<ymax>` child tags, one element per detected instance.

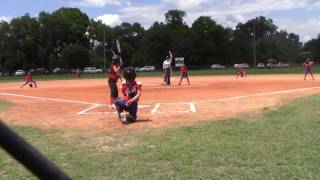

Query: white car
<box><xmin>272</xmin><ymin>62</ymin><xmax>290</xmax><ymax>68</ymax></box>
<box><xmin>210</xmin><ymin>64</ymin><xmax>226</xmax><ymax>70</ymax></box>
<box><xmin>14</xmin><ymin>70</ymin><xmax>25</xmax><ymax>76</ymax></box>
<box><xmin>137</xmin><ymin>66</ymin><xmax>155</xmax><ymax>72</ymax></box>
<box><xmin>83</xmin><ymin>67</ymin><xmax>103</xmax><ymax>74</ymax></box>
<box><xmin>234</xmin><ymin>63</ymin><xmax>250</xmax><ymax>68</ymax></box>
<box><xmin>257</xmin><ymin>63</ymin><xmax>265</xmax><ymax>68</ymax></box>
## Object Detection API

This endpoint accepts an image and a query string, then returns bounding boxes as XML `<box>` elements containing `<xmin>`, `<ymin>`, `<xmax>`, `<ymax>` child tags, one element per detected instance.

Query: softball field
<box><xmin>1</xmin><ymin>74</ymin><xmax>320</xmax><ymax>130</ymax></box>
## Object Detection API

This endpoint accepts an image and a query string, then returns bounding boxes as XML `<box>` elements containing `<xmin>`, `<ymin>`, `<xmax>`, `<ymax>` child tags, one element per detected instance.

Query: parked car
<box><xmin>270</xmin><ymin>62</ymin><xmax>290</xmax><ymax>68</ymax></box>
<box><xmin>52</xmin><ymin>68</ymin><xmax>68</xmax><ymax>74</ymax></box>
<box><xmin>83</xmin><ymin>67</ymin><xmax>103</xmax><ymax>74</ymax></box>
<box><xmin>134</xmin><ymin>66</ymin><xmax>141</xmax><ymax>72</ymax></box>
<box><xmin>272</xmin><ymin>62</ymin><xmax>290</xmax><ymax>68</ymax></box>
<box><xmin>210</xmin><ymin>64</ymin><xmax>226</xmax><ymax>70</ymax></box>
<box><xmin>29</xmin><ymin>68</ymin><xmax>49</xmax><ymax>75</ymax></box>
<box><xmin>0</xmin><ymin>72</ymin><xmax>10</xmax><ymax>76</ymax></box>
<box><xmin>234</xmin><ymin>63</ymin><xmax>250</xmax><ymax>68</ymax></box>
<box><xmin>14</xmin><ymin>70</ymin><xmax>25</xmax><ymax>76</ymax></box>
<box><xmin>257</xmin><ymin>63</ymin><xmax>265</xmax><ymax>68</ymax></box>
<box><xmin>137</xmin><ymin>66</ymin><xmax>155</xmax><ymax>72</ymax></box>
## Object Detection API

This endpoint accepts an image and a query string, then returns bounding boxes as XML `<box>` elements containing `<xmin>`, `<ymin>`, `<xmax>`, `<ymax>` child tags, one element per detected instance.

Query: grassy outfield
<box><xmin>1</xmin><ymin>95</ymin><xmax>320</xmax><ymax>179</ymax></box>
<box><xmin>0</xmin><ymin>100</ymin><xmax>11</xmax><ymax>110</ymax></box>
<box><xmin>0</xmin><ymin>66</ymin><xmax>317</xmax><ymax>83</ymax></box>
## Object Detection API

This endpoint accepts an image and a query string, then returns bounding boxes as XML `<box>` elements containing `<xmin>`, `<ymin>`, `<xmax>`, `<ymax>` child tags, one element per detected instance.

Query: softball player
<box><xmin>21</xmin><ymin>72</ymin><xmax>37</xmax><ymax>88</ymax></box>
<box><xmin>178</xmin><ymin>65</ymin><xmax>190</xmax><ymax>85</ymax></box>
<box><xmin>115</xmin><ymin>67</ymin><xmax>142</xmax><ymax>124</ymax></box>
<box><xmin>303</xmin><ymin>58</ymin><xmax>315</xmax><ymax>80</ymax></box>
<box><xmin>108</xmin><ymin>55</ymin><xmax>122</xmax><ymax>109</ymax></box>
<box><xmin>235</xmin><ymin>65</ymin><xmax>246</xmax><ymax>79</ymax></box>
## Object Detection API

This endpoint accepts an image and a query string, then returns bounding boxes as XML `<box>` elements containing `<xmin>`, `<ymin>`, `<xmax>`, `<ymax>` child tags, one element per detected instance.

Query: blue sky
<box><xmin>1</xmin><ymin>0</ymin><xmax>320</xmax><ymax>42</ymax></box>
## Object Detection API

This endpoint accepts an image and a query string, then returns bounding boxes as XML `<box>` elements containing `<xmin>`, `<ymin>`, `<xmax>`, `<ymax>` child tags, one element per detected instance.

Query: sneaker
<box><xmin>119</xmin><ymin>112</ymin><xmax>128</xmax><ymax>124</ymax></box>
<box><xmin>109</xmin><ymin>104</ymin><xmax>116</xmax><ymax>109</ymax></box>
<box><xmin>127</xmin><ymin>115</ymin><xmax>136</xmax><ymax>123</ymax></box>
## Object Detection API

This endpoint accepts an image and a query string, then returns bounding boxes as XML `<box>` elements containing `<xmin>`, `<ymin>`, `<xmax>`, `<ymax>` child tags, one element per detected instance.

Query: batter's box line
<box><xmin>196</xmin><ymin>86</ymin><xmax>320</xmax><ymax>104</ymax></box>
<box><xmin>151</xmin><ymin>102</ymin><xmax>197</xmax><ymax>114</ymax></box>
<box><xmin>77</xmin><ymin>104</ymin><xmax>151</xmax><ymax>115</ymax></box>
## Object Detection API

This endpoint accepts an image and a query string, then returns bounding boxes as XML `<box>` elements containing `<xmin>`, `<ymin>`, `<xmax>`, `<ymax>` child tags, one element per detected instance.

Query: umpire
<box><xmin>162</xmin><ymin>50</ymin><xmax>173</xmax><ymax>85</ymax></box>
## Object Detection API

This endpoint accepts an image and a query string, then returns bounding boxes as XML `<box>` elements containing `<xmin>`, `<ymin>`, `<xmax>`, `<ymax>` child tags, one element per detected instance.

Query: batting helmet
<box><xmin>112</xmin><ymin>55</ymin><xmax>120</xmax><ymax>65</ymax></box>
<box><xmin>123</xmin><ymin>67</ymin><xmax>136</xmax><ymax>82</ymax></box>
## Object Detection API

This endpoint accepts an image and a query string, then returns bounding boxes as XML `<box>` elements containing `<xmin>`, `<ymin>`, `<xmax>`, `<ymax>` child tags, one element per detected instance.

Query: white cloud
<box><xmin>95</xmin><ymin>14</ymin><xmax>121</xmax><ymax>27</ymax></box>
<box><xmin>69</xmin><ymin>0</ymin><xmax>125</xmax><ymax>7</ymax></box>
<box><xmin>119</xmin><ymin>5</ymin><xmax>164</xmax><ymax>27</ymax></box>
<box><xmin>0</xmin><ymin>16</ymin><xmax>12</xmax><ymax>22</ymax></box>
<box><xmin>92</xmin><ymin>0</ymin><xmax>320</xmax><ymax>40</ymax></box>
<box><xmin>274</xmin><ymin>16</ymin><xmax>320</xmax><ymax>42</ymax></box>
<box><xmin>162</xmin><ymin>0</ymin><xmax>209</xmax><ymax>9</ymax></box>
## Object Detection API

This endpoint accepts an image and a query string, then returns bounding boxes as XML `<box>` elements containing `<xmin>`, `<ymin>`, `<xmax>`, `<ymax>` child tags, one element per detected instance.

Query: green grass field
<box><xmin>0</xmin><ymin>66</ymin><xmax>317</xmax><ymax>83</ymax></box>
<box><xmin>0</xmin><ymin>95</ymin><xmax>320</xmax><ymax>179</ymax></box>
<box><xmin>0</xmin><ymin>100</ymin><xmax>11</xmax><ymax>110</ymax></box>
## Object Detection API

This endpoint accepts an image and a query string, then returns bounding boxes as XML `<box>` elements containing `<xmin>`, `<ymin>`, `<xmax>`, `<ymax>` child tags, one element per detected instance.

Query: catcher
<box><xmin>115</xmin><ymin>67</ymin><xmax>142</xmax><ymax>124</ymax></box>
<box><xmin>21</xmin><ymin>72</ymin><xmax>37</xmax><ymax>88</ymax></box>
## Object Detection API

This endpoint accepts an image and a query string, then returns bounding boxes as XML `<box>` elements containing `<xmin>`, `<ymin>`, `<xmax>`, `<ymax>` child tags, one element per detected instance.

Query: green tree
<box><xmin>303</xmin><ymin>35</ymin><xmax>320</xmax><ymax>60</ymax></box>
<box><xmin>190</xmin><ymin>16</ymin><xmax>231</xmax><ymax>66</ymax></box>
<box><xmin>61</xmin><ymin>44</ymin><xmax>90</xmax><ymax>68</ymax></box>
<box><xmin>256</xmin><ymin>31</ymin><xmax>301</xmax><ymax>62</ymax></box>
<box><xmin>165</xmin><ymin>9</ymin><xmax>187</xmax><ymax>29</ymax></box>
<box><xmin>10</xmin><ymin>14</ymin><xmax>40</xmax><ymax>69</ymax></box>
<box><xmin>38</xmin><ymin>8</ymin><xmax>89</xmax><ymax>59</ymax></box>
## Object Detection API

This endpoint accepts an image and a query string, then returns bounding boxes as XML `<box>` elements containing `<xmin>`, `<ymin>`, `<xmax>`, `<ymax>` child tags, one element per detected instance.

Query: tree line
<box><xmin>0</xmin><ymin>8</ymin><xmax>319</xmax><ymax>73</ymax></box>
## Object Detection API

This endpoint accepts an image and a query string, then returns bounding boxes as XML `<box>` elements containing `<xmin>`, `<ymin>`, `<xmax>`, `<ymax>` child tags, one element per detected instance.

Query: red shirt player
<box><xmin>75</xmin><ymin>68</ymin><xmax>81</xmax><ymax>78</ymax></box>
<box><xmin>115</xmin><ymin>67</ymin><xmax>141</xmax><ymax>124</ymax></box>
<box><xmin>303</xmin><ymin>58</ymin><xmax>315</xmax><ymax>80</ymax></box>
<box><xmin>108</xmin><ymin>55</ymin><xmax>122</xmax><ymax>108</ymax></box>
<box><xmin>178</xmin><ymin>65</ymin><xmax>190</xmax><ymax>85</ymax></box>
<box><xmin>236</xmin><ymin>65</ymin><xmax>246</xmax><ymax>79</ymax></box>
<box><xmin>21</xmin><ymin>72</ymin><xmax>37</xmax><ymax>88</ymax></box>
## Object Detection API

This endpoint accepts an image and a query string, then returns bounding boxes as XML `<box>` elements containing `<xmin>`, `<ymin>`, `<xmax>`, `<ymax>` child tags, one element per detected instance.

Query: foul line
<box><xmin>0</xmin><ymin>92</ymin><xmax>150</xmax><ymax>111</ymax></box>
<box><xmin>0</xmin><ymin>92</ymin><xmax>98</xmax><ymax>105</ymax></box>
<box><xmin>197</xmin><ymin>86</ymin><xmax>320</xmax><ymax>104</ymax></box>
<box><xmin>189</xmin><ymin>102</ymin><xmax>196</xmax><ymax>112</ymax></box>
<box><xmin>151</xmin><ymin>103</ymin><xmax>161</xmax><ymax>113</ymax></box>
<box><xmin>77</xmin><ymin>104</ymin><xmax>100</xmax><ymax>115</ymax></box>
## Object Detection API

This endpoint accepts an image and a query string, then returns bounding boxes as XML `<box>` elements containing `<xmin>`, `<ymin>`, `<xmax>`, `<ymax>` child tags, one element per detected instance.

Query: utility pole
<box><xmin>103</xmin><ymin>29</ymin><xmax>106</xmax><ymax>73</ymax></box>
<box><xmin>253</xmin><ymin>19</ymin><xmax>256</xmax><ymax>67</ymax></box>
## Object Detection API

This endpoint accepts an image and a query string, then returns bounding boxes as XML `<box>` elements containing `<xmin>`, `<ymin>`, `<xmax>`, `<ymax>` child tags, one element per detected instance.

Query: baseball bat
<box><xmin>0</xmin><ymin>120</ymin><xmax>70</xmax><ymax>179</ymax></box>
<box><xmin>116</xmin><ymin>39</ymin><xmax>121</xmax><ymax>54</ymax></box>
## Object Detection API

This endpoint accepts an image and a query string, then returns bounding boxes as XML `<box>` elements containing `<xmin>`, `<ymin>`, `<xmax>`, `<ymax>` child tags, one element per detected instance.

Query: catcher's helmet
<box><xmin>112</xmin><ymin>55</ymin><xmax>120</xmax><ymax>65</ymax></box>
<box><xmin>123</xmin><ymin>67</ymin><xmax>136</xmax><ymax>81</ymax></box>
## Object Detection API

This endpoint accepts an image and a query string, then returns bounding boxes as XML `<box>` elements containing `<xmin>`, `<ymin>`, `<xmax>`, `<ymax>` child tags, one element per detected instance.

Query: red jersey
<box><xmin>237</xmin><ymin>67</ymin><xmax>245</xmax><ymax>73</ymax></box>
<box><xmin>122</xmin><ymin>81</ymin><xmax>142</xmax><ymax>101</ymax></box>
<box><xmin>304</xmin><ymin>62</ymin><xmax>314</xmax><ymax>70</ymax></box>
<box><xmin>26</xmin><ymin>74</ymin><xmax>32</xmax><ymax>81</ymax></box>
<box><xmin>109</xmin><ymin>64</ymin><xmax>120</xmax><ymax>81</ymax></box>
<box><xmin>180</xmin><ymin>66</ymin><xmax>188</xmax><ymax>73</ymax></box>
